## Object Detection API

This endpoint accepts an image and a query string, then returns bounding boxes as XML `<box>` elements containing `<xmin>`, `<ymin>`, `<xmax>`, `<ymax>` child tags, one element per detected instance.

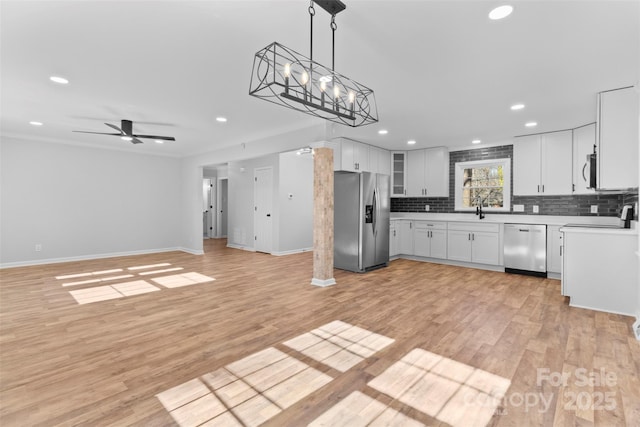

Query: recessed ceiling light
<box><xmin>472</xmin><ymin>139</ymin><xmax>482</xmax><ymax>144</ymax></box>
<box><xmin>216</xmin><ymin>117</ymin><xmax>227</xmax><ymax>123</ymax></box>
<box><xmin>49</xmin><ymin>76</ymin><xmax>69</xmax><ymax>84</ymax></box>
<box><xmin>510</xmin><ymin>103</ymin><xmax>525</xmax><ymax>110</ymax></box>
<box><xmin>121</xmin><ymin>136</ymin><xmax>133</xmax><ymax>141</ymax></box>
<box><xmin>407</xmin><ymin>140</ymin><xmax>416</xmax><ymax>145</ymax></box>
<box><xmin>29</xmin><ymin>121</ymin><xmax>43</xmax><ymax>126</ymax></box>
<box><xmin>489</xmin><ymin>5</ymin><xmax>513</xmax><ymax>20</ymax></box>
<box><xmin>525</xmin><ymin>122</ymin><xmax>538</xmax><ymax>127</ymax></box>
<box><xmin>155</xmin><ymin>140</ymin><xmax>164</xmax><ymax>144</ymax></box>
<box><xmin>378</xmin><ymin>129</ymin><xmax>388</xmax><ymax>135</ymax></box>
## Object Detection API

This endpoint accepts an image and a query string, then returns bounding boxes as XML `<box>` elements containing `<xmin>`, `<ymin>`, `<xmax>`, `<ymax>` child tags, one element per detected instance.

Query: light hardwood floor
<box><xmin>1</xmin><ymin>239</ymin><xmax>639</xmax><ymax>426</ymax></box>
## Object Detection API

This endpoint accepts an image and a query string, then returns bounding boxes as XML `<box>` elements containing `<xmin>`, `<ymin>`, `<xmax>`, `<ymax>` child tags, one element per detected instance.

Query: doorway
<box><xmin>254</xmin><ymin>167</ymin><xmax>273</xmax><ymax>253</ymax></box>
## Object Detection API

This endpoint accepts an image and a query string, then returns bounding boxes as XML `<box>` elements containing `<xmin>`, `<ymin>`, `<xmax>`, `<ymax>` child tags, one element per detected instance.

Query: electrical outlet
<box><xmin>35</xmin><ymin>244</ymin><xmax>42</xmax><ymax>252</ymax></box>
<box><xmin>591</xmin><ymin>205</ymin><xmax>598</xmax><ymax>214</ymax></box>
<box><xmin>633</xmin><ymin>319</ymin><xmax>640</xmax><ymax>340</ymax></box>
<box><xmin>513</xmin><ymin>204</ymin><xmax>524</xmax><ymax>212</ymax></box>
<box><xmin>425</xmin><ymin>205</ymin><xmax>430</xmax><ymax>212</ymax></box>
<box><xmin>532</xmin><ymin>205</ymin><xmax>539</xmax><ymax>214</ymax></box>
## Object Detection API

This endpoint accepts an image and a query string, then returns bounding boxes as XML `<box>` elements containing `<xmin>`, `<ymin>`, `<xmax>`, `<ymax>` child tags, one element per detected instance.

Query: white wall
<box><xmin>0</xmin><ymin>137</ymin><xmax>182</xmax><ymax>266</ymax></box>
<box><xmin>277</xmin><ymin>151</ymin><xmax>313</xmax><ymax>254</ymax></box>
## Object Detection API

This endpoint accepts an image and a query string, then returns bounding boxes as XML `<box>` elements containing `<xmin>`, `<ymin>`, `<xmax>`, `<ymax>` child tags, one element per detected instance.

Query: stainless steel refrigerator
<box><xmin>334</xmin><ymin>171</ymin><xmax>390</xmax><ymax>273</ymax></box>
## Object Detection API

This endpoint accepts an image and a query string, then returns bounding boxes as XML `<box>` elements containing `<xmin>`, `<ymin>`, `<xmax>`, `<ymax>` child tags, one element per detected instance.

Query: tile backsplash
<box><xmin>391</xmin><ymin>144</ymin><xmax>638</xmax><ymax>217</ymax></box>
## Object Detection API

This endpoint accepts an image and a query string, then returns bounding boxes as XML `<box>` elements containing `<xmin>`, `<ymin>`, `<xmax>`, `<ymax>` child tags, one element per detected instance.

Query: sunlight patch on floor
<box><xmin>309</xmin><ymin>390</ymin><xmax>425</xmax><ymax>427</ymax></box>
<box><xmin>284</xmin><ymin>320</ymin><xmax>395</xmax><ymax>372</ymax></box>
<box><xmin>157</xmin><ymin>347</ymin><xmax>332</xmax><ymax>427</ymax></box>
<box><xmin>54</xmin><ymin>263</ymin><xmax>215</xmax><ymax>304</ymax></box>
<box><xmin>151</xmin><ymin>272</ymin><xmax>215</xmax><ymax>288</ymax></box>
<box><xmin>367</xmin><ymin>348</ymin><xmax>511</xmax><ymax>427</ymax></box>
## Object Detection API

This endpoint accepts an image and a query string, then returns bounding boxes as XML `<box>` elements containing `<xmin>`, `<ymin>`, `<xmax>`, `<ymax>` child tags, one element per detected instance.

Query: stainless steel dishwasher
<box><xmin>504</xmin><ymin>224</ymin><xmax>547</xmax><ymax>277</ymax></box>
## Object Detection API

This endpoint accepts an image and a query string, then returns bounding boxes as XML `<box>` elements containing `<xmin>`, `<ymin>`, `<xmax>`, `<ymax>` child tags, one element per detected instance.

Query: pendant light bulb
<box><xmin>284</xmin><ymin>63</ymin><xmax>291</xmax><ymax>77</ymax></box>
<box><xmin>301</xmin><ymin>71</ymin><xmax>309</xmax><ymax>85</ymax></box>
<box><xmin>348</xmin><ymin>91</ymin><xmax>355</xmax><ymax>104</ymax></box>
<box><xmin>320</xmin><ymin>80</ymin><xmax>327</xmax><ymax>92</ymax></box>
<box><xmin>333</xmin><ymin>85</ymin><xmax>340</xmax><ymax>98</ymax></box>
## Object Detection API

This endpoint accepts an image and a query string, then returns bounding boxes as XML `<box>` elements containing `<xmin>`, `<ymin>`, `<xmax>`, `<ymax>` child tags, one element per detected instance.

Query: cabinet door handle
<box><xmin>468</xmin><ymin>233</ymin><xmax>471</xmax><ymax>241</ymax></box>
<box><xmin>542</xmin><ymin>185</ymin><xmax>545</xmax><ymax>193</ymax></box>
<box><xmin>537</xmin><ymin>184</ymin><xmax>540</xmax><ymax>193</ymax></box>
<box><xmin>582</xmin><ymin>162</ymin><xmax>588</xmax><ymax>182</ymax></box>
<box><xmin>410</xmin><ymin>222</ymin><xmax>412</xmax><ymax>229</ymax></box>
<box><xmin>560</xmin><ymin>245</ymin><xmax>562</xmax><ymax>256</ymax></box>
<box><xmin>471</xmin><ymin>233</ymin><xmax>475</xmax><ymax>241</ymax></box>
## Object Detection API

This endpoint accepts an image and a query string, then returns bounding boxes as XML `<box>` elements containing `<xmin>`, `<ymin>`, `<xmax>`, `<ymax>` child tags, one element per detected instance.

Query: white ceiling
<box><xmin>1</xmin><ymin>0</ymin><xmax>638</xmax><ymax>158</ymax></box>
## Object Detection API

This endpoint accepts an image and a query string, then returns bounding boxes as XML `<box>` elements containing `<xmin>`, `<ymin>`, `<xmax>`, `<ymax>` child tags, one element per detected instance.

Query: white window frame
<box><xmin>454</xmin><ymin>158</ymin><xmax>511</xmax><ymax>212</ymax></box>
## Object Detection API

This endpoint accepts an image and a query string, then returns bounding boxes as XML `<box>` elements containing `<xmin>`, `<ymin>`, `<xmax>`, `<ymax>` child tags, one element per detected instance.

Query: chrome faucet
<box><xmin>475</xmin><ymin>195</ymin><xmax>485</xmax><ymax>219</ymax></box>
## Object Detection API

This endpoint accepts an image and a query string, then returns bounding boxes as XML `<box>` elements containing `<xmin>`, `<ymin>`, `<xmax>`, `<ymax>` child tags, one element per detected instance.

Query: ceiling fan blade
<box><xmin>132</xmin><ymin>134</ymin><xmax>176</xmax><ymax>141</ymax></box>
<box><xmin>131</xmin><ymin>137</ymin><xmax>144</xmax><ymax>144</ymax></box>
<box><xmin>105</xmin><ymin>123</ymin><xmax>124</xmax><ymax>134</ymax></box>
<box><xmin>73</xmin><ymin>130</ymin><xmax>122</xmax><ymax>136</ymax></box>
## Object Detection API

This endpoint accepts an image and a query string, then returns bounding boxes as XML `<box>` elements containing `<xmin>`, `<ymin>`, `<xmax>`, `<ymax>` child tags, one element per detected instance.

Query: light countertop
<box><xmin>389</xmin><ymin>212</ymin><xmax>628</xmax><ymax>227</ymax></box>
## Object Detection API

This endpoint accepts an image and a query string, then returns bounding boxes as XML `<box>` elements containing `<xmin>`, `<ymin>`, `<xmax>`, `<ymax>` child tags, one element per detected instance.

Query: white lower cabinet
<box><xmin>562</xmin><ymin>229</ymin><xmax>638</xmax><ymax>315</ymax></box>
<box><xmin>389</xmin><ymin>220</ymin><xmax>400</xmax><ymax>257</ymax></box>
<box><xmin>447</xmin><ymin>222</ymin><xmax>500</xmax><ymax>265</ymax></box>
<box><xmin>399</xmin><ymin>220</ymin><xmax>414</xmax><ymax>255</ymax></box>
<box><xmin>413</xmin><ymin>222</ymin><xmax>447</xmax><ymax>259</ymax></box>
<box><xmin>547</xmin><ymin>225</ymin><xmax>562</xmax><ymax>274</ymax></box>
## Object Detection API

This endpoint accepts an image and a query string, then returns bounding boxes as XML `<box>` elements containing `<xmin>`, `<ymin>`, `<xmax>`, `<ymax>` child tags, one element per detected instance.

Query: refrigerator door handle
<box><xmin>372</xmin><ymin>188</ymin><xmax>378</xmax><ymax>236</ymax></box>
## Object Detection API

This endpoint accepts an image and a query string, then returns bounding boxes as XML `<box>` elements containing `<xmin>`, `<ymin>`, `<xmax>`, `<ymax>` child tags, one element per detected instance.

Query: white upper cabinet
<box><xmin>513</xmin><ymin>130</ymin><xmax>573</xmax><ymax>196</ymax></box>
<box><xmin>331</xmin><ymin>138</ymin><xmax>391</xmax><ymax>173</ymax></box>
<box><xmin>597</xmin><ymin>86</ymin><xmax>639</xmax><ymax>190</ymax></box>
<box><xmin>391</xmin><ymin>151</ymin><xmax>407</xmax><ymax>196</ymax></box>
<box><xmin>406</xmin><ymin>147</ymin><xmax>449</xmax><ymax>197</ymax></box>
<box><xmin>572</xmin><ymin>123</ymin><xmax>596</xmax><ymax>194</ymax></box>
<box><xmin>370</xmin><ymin>146</ymin><xmax>391</xmax><ymax>176</ymax></box>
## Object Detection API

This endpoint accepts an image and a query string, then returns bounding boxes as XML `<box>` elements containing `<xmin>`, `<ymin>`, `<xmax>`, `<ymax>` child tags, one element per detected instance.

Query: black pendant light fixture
<box><xmin>249</xmin><ymin>0</ymin><xmax>378</xmax><ymax>127</ymax></box>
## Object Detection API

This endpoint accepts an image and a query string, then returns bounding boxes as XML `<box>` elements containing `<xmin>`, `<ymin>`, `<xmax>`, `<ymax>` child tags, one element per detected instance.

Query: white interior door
<box><xmin>202</xmin><ymin>179</ymin><xmax>214</xmax><ymax>238</ymax></box>
<box><xmin>217</xmin><ymin>178</ymin><xmax>228</xmax><ymax>238</ymax></box>
<box><xmin>254</xmin><ymin>167</ymin><xmax>273</xmax><ymax>253</ymax></box>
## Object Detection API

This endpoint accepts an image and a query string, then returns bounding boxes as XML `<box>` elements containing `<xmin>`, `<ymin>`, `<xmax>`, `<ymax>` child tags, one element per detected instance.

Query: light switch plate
<box><xmin>425</xmin><ymin>205</ymin><xmax>430</xmax><ymax>212</ymax></box>
<box><xmin>591</xmin><ymin>205</ymin><xmax>598</xmax><ymax>213</ymax></box>
<box><xmin>513</xmin><ymin>204</ymin><xmax>524</xmax><ymax>212</ymax></box>
<box><xmin>532</xmin><ymin>205</ymin><xmax>539</xmax><ymax>214</ymax></box>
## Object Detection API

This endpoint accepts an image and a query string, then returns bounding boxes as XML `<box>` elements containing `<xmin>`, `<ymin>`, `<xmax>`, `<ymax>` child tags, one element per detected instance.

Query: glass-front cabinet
<box><xmin>391</xmin><ymin>151</ymin><xmax>407</xmax><ymax>196</ymax></box>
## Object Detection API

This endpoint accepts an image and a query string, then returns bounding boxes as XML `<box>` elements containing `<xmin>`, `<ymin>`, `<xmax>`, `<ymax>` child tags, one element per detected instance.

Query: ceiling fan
<box><xmin>73</xmin><ymin>119</ymin><xmax>175</xmax><ymax>144</ymax></box>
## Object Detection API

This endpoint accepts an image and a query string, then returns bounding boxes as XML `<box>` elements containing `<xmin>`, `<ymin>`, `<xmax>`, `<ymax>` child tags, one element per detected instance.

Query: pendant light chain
<box><xmin>309</xmin><ymin>1</ymin><xmax>315</xmax><ymax>63</ymax></box>
<box><xmin>331</xmin><ymin>14</ymin><xmax>337</xmax><ymax>72</ymax></box>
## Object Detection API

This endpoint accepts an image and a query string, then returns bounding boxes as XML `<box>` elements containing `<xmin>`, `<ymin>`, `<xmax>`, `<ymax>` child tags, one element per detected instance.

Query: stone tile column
<box><xmin>311</xmin><ymin>147</ymin><xmax>336</xmax><ymax>287</ymax></box>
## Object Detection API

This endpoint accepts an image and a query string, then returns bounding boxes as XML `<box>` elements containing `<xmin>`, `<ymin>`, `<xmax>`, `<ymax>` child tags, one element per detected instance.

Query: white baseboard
<box><xmin>568</xmin><ymin>302</ymin><xmax>636</xmax><ymax>318</ymax></box>
<box><xmin>311</xmin><ymin>277</ymin><xmax>336</xmax><ymax>287</ymax></box>
<box><xmin>178</xmin><ymin>247</ymin><xmax>204</xmax><ymax>256</ymax></box>
<box><xmin>272</xmin><ymin>247</ymin><xmax>313</xmax><ymax>256</ymax></box>
<box><xmin>0</xmin><ymin>247</ymin><xmax>190</xmax><ymax>269</ymax></box>
<box><xmin>395</xmin><ymin>254</ymin><xmax>505</xmax><ymax>273</ymax></box>
<box><xmin>226</xmin><ymin>243</ymin><xmax>256</xmax><ymax>252</ymax></box>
